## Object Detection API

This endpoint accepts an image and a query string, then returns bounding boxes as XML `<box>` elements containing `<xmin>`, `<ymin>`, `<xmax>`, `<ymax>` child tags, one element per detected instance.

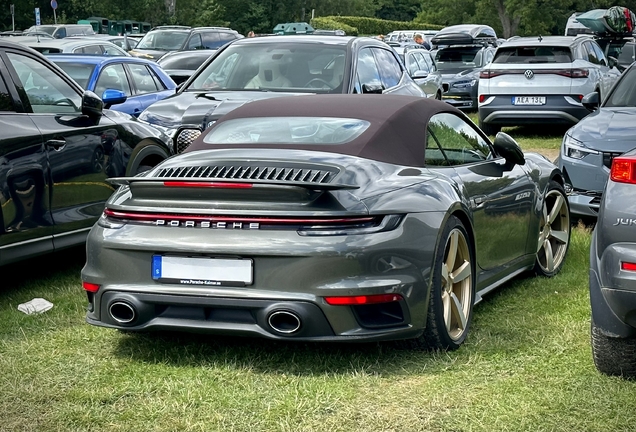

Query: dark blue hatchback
<box><xmin>49</xmin><ymin>55</ymin><xmax>176</xmax><ymax>117</ymax></box>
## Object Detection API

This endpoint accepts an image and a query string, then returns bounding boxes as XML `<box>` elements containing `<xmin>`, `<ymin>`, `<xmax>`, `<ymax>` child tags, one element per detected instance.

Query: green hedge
<box><xmin>311</xmin><ymin>16</ymin><xmax>443</xmax><ymax>36</ymax></box>
<box><xmin>310</xmin><ymin>17</ymin><xmax>358</xmax><ymax>35</ymax></box>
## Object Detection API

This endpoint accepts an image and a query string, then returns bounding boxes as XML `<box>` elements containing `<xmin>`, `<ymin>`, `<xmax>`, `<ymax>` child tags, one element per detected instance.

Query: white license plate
<box><xmin>152</xmin><ymin>255</ymin><xmax>253</xmax><ymax>286</ymax></box>
<box><xmin>512</xmin><ymin>96</ymin><xmax>546</xmax><ymax>105</ymax></box>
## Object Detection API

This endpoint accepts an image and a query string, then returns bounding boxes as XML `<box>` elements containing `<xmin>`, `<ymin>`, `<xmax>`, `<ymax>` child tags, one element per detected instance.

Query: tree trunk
<box><xmin>493</xmin><ymin>0</ymin><xmax>521</xmax><ymax>38</ymax></box>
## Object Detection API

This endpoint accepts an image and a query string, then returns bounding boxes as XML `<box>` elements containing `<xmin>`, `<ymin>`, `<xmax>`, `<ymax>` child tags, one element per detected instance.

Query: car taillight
<box><xmin>324</xmin><ymin>293</ymin><xmax>403</xmax><ymax>305</ymax></box>
<box><xmin>555</xmin><ymin>68</ymin><xmax>589</xmax><ymax>78</ymax></box>
<box><xmin>480</xmin><ymin>70</ymin><xmax>506</xmax><ymax>79</ymax></box>
<box><xmin>622</xmin><ymin>262</ymin><xmax>636</xmax><ymax>271</ymax></box>
<box><xmin>82</xmin><ymin>281</ymin><xmax>100</xmax><ymax>293</ymax></box>
<box><xmin>610</xmin><ymin>156</ymin><xmax>636</xmax><ymax>184</ymax></box>
<box><xmin>479</xmin><ymin>94</ymin><xmax>487</xmax><ymax>103</ymax></box>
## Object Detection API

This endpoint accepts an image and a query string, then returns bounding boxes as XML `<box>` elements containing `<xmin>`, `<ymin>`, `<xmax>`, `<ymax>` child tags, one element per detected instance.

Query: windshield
<box><xmin>188</xmin><ymin>43</ymin><xmax>347</xmax><ymax>93</ymax></box>
<box><xmin>52</xmin><ymin>62</ymin><xmax>95</xmax><ymax>89</ymax></box>
<box><xmin>203</xmin><ymin>117</ymin><xmax>370</xmax><ymax>145</ymax></box>
<box><xmin>27</xmin><ymin>25</ymin><xmax>55</xmax><ymax>36</ymax></box>
<box><xmin>136</xmin><ymin>30</ymin><xmax>189</xmax><ymax>50</ymax></box>
<box><xmin>435</xmin><ymin>46</ymin><xmax>483</xmax><ymax>70</ymax></box>
<box><xmin>605</xmin><ymin>66</ymin><xmax>636</xmax><ymax>107</ymax></box>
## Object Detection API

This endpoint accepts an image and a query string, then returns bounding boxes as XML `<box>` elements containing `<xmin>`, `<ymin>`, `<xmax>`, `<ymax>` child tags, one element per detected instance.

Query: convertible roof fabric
<box><xmin>186</xmin><ymin>94</ymin><xmax>466</xmax><ymax>168</ymax></box>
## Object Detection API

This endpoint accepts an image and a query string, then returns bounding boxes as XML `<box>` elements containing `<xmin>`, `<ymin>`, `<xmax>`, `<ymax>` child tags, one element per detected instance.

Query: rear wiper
<box><xmin>195</xmin><ymin>93</ymin><xmax>220</xmax><ymax>100</ymax></box>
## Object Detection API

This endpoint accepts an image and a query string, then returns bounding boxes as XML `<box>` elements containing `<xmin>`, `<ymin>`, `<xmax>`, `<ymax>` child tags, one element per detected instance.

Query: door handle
<box><xmin>45</xmin><ymin>139</ymin><xmax>66</xmax><ymax>151</ymax></box>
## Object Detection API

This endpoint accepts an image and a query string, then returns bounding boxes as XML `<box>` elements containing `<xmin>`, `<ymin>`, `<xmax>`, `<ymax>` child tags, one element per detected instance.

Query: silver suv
<box><xmin>478</xmin><ymin>35</ymin><xmax>621</xmax><ymax>135</ymax></box>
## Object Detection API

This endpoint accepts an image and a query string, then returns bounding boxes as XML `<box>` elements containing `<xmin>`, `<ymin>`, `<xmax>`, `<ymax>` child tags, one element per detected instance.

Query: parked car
<box><xmin>138</xmin><ymin>35</ymin><xmax>427</xmax><ymax>154</ymax></box>
<box><xmin>590</xmin><ymin>147</ymin><xmax>636</xmax><ymax>377</ymax></box>
<box><xmin>67</xmin><ymin>34</ymin><xmax>139</xmax><ymax>51</ymax></box>
<box><xmin>82</xmin><ymin>94</ymin><xmax>570</xmax><ymax>349</ymax></box>
<box><xmin>19</xmin><ymin>37</ymin><xmax>129</xmax><ymax>56</ymax></box>
<box><xmin>24</xmin><ymin>24</ymin><xmax>95</xmax><ymax>39</ymax></box>
<box><xmin>129</xmin><ymin>26</ymin><xmax>243</xmax><ymax>61</ymax></box>
<box><xmin>431</xmin><ymin>24</ymin><xmax>498</xmax><ymax>111</ymax></box>
<box><xmin>478</xmin><ymin>35</ymin><xmax>622</xmax><ymax>135</ymax></box>
<box><xmin>50</xmin><ymin>55</ymin><xmax>177</xmax><ymax>117</ymax></box>
<box><xmin>0</xmin><ymin>40</ymin><xmax>173</xmax><ymax>266</ymax></box>
<box><xmin>391</xmin><ymin>44</ymin><xmax>444</xmax><ymax>99</ymax></box>
<box><xmin>156</xmin><ymin>50</ymin><xmax>216</xmax><ymax>85</ymax></box>
<box><xmin>557</xmin><ymin>62</ymin><xmax>636</xmax><ymax>219</ymax></box>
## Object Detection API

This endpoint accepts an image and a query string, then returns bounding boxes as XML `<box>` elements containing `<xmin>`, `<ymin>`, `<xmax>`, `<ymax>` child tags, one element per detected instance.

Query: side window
<box><xmin>405</xmin><ymin>53</ymin><xmax>420</xmax><ymax>75</ymax></box>
<box><xmin>591</xmin><ymin>42</ymin><xmax>607</xmax><ymax>66</ymax></box>
<box><xmin>426</xmin><ymin>53</ymin><xmax>437</xmax><ymax>71</ymax></box>
<box><xmin>55</xmin><ymin>28</ymin><xmax>66</xmax><ymax>39</ymax></box>
<box><xmin>219</xmin><ymin>32</ymin><xmax>236</xmax><ymax>44</ymax></box>
<box><xmin>427</xmin><ymin>113</ymin><xmax>492</xmax><ymax>166</ymax></box>
<box><xmin>201</xmin><ymin>32</ymin><xmax>221</xmax><ymax>49</ymax></box>
<box><xmin>187</xmin><ymin>33</ymin><xmax>203</xmax><ymax>50</ymax></box>
<box><xmin>584</xmin><ymin>42</ymin><xmax>600</xmax><ymax>64</ymax></box>
<box><xmin>372</xmin><ymin>48</ymin><xmax>402</xmax><ymax>89</ymax></box>
<box><xmin>128</xmin><ymin>64</ymin><xmax>159</xmax><ymax>94</ymax></box>
<box><xmin>103</xmin><ymin>44</ymin><xmax>126</xmax><ymax>56</ymax></box>
<box><xmin>354</xmin><ymin>48</ymin><xmax>382</xmax><ymax>93</ymax></box>
<box><xmin>95</xmin><ymin>64</ymin><xmax>131</xmax><ymax>97</ymax></box>
<box><xmin>77</xmin><ymin>45</ymin><xmax>103</xmax><ymax>55</ymax></box>
<box><xmin>6</xmin><ymin>52</ymin><xmax>81</xmax><ymax>114</ymax></box>
<box><xmin>413</xmin><ymin>52</ymin><xmax>430</xmax><ymax>73</ymax></box>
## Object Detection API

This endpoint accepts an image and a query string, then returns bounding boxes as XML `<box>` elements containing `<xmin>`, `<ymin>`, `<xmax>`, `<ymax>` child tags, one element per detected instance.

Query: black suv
<box><xmin>129</xmin><ymin>26</ymin><xmax>243</xmax><ymax>61</ymax></box>
<box><xmin>0</xmin><ymin>40</ymin><xmax>173</xmax><ymax>265</ymax></box>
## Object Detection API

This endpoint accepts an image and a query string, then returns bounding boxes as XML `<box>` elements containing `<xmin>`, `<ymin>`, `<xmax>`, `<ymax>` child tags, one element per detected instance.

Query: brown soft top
<box><xmin>186</xmin><ymin>94</ymin><xmax>465</xmax><ymax>167</ymax></box>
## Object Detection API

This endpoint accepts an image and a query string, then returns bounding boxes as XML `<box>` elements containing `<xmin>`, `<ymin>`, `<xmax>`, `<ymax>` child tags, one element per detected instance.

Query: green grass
<box><xmin>1</xmin><ymin>228</ymin><xmax>636</xmax><ymax>432</ymax></box>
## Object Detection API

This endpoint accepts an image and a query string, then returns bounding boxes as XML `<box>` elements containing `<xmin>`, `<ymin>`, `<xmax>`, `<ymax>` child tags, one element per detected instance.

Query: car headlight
<box><xmin>452</xmin><ymin>79</ymin><xmax>477</xmax><ymax>89</ymax></box>
<box><xmin>563</xmin><ymin>134</ymin><xmax>599</xmax><ymax>160</ymax></box>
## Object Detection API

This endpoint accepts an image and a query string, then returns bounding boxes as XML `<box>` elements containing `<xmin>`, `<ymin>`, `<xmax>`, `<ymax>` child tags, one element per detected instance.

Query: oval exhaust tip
<box><xmin>109</xmin><ymin>301</ymin><xmax>136</xmax><ymax>324</ymax></box>
<box><xmin>268</xmin><ymin>310</ymin><xmax>302</xmax><ymax>334</ymax></box>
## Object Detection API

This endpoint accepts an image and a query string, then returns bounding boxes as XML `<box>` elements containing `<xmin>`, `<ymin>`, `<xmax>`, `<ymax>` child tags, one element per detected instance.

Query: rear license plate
<box><xmin>512</xmin><ymin>96</ymin><xmax>546</xmax><ymax>105</ymax></box>
<box><xmin>152</xmin><ymin>255</ymin><xmax>253</xmax><ymax>286</ymax></box>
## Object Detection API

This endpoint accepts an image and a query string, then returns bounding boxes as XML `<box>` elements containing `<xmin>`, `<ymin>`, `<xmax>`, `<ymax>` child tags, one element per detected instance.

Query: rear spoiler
<box><xmin>107</xmin><ymin>177</ymin><xmax>359</xmax><ymax>191</ymax></box>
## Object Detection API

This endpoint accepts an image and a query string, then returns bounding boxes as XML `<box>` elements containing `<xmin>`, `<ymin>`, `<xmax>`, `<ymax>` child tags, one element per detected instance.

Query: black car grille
<box><xmin>156</xmin><ymin>165</ymin><xmax>336</xmax><ymax>184</ymax></box>
<box><xmin>602</xmin><ymin>151</ymin><xmax>622</xmax><ymax>169</ymax></box>
<box><xmin>175</xmin><ymin>128</ymin><xmax>202</xmax><ymax>153</ymax></box>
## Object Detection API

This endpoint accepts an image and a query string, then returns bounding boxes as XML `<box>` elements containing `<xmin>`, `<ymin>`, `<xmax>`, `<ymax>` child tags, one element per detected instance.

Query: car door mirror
<box><xmin>362</xmin><ymin>83</ymin><xmax>383</xmax><ymax>94</ymax></box>
<box><xmin>101</xmin><ymin>89</ymin><xmax>127</xmax><ymax>108</ymax></box>
<box><xmin>81</xmin><ymin>90</ymin><xmax>104</xmax><ymax>118</ymax></box>
<box><xmin>582</xmin><ymin>91</ymin><xmax>600</xmax><ymax>112</ymax></box>
<box><xmin>411</xmin><ymin>70</ymin><xmax>429</xmax><ymax>79</ymax></box>
<box><xmin>492</xmin><ymin>132</ymin><xmax>525</xmax><ymax>166</ymax></box>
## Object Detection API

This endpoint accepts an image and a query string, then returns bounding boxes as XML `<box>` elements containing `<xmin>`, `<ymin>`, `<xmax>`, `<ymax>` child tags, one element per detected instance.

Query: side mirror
<box><xmin>81</xmin><ymin>90</ymin><xmax>104</xmax><ymax>118</ymax></box>
<box><xmin>362</xmin><ymin>83</ymin><xmax>383</xmax><ymax>94</ymax></box>
<box><xmin>581</xmin><ymin>91</ymin><xmax>600</xmax><ymax>112</ymax></box>
<box><xmin>411</xmin><ymin>70</ymin><xmax>429</xmax><ymax>79</ymax></box>
<box><xmin>101</xmin><ymin>89</ymin><xmax>127</xmax><ymax>108</ymax></box>
<box><xmin>493</xmin><ymin>132</ymin><xmax>525</xmax><ymax>166</ymax></box>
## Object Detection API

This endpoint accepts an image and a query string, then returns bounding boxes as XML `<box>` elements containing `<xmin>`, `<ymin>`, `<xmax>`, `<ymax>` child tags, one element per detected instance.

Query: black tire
<box><xmin>534</xmin><ymin>180</ymin><xmax>570</xmax><ymax>277</ymax></box>
<box><xmin>91</xmin><ymin>146</ymin><xmax>105</xmax><ymax>173</ymax></box>
<box><xmin>478</xmin><ymin>120</ymin><xmax>501</xmax><ymax>136</ymax></box>
<box><xmin>591</xmin><ymin>321</ymin><xmax>636</xmax><ymax>378</ymax></box>
<box><xmin>420</xmin><ymin>215</ymin><xmax>475</xmax><ymax>351</ymax></box>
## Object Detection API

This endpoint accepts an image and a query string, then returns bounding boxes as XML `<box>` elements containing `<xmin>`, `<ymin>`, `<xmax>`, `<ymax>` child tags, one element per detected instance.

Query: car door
<box><xmin>412</xmin><ymin>51</ymin><xmax>437</xmax><ymax>97</ymax></box>
<box><xmin>125</xmin><ymin>62</ymin><xmax>171</xmax><ymax>116</ymax></box>
<box><xmin>371</xmin><ymin>47</ymin><xmax>424</xmax><ymax>96</ymax></box>
<box><xmin>426</xmin><ymin>112</ymin><xmax>534</xmax><ymax>271</ymax></box>
<box><xmin>94</xmin><ymin>63</ymin><xmax>141</xmax><ymax>115</ymax></box>
<box><xmin>3</xmin><ymin>48</ymin><xmax>119</xmax><ymax>249</ymax></box>
<box><xmin>0</xmin><ymin>54</ymin><xmax>53</xmax><ymax>264</ymax></box>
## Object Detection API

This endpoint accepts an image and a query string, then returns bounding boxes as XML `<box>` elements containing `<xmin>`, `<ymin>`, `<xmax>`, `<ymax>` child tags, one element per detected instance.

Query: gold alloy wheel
<box><xmin>441</xmin><ymin>228</ymin><xmax>472</xmax><ymax>341</ymax></box>
<box><xmin>537</xmin><ymin>189</ymin><xmax>570</xmax><ymax>273</ymax></box>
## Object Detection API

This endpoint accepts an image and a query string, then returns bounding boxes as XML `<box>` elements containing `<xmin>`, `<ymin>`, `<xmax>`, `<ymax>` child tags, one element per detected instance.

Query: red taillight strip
<box><xmin>163</xmin><ymin>181</ymin><xmax>253</xmax><ymax>189</ymax></box>
<box><xmin>82</xmin><ymin>281</ymin><xmax>100</xmax><ymax>293</ymax></box>
<box><xmin>480</xmin><ymin>68</ymin><xmax>588</xmax><ymax>79</ymax></box>
<box><xmin>622</xmin><ymin>262</ymin><xmax>636</xmax><ymax>272</ymax></box>
<box><xmin>324</xmin><ymin>294</ymin><xmax>403</xmax><ymax>305</ymax></box>
<box><xmin>103</xmin><ymin>208</ymin><xmax>375</xmax><ymax>225</ymax></box>
<box><xmin>610</xmin><ymin>157</ymin><xmax>636</xmax><ymax>184</ymax></box>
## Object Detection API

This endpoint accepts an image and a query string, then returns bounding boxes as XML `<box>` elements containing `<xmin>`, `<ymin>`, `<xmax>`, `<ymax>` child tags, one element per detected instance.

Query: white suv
<box><xmin>478</xmin><ymin>35</ymin><xmax>621</xmax><ymax>135</ymax></box>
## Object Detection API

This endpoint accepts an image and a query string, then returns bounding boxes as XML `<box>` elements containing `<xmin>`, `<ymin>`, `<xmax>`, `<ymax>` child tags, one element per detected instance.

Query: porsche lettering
<box><xmin>156</xmin><ymin>220</ymin><xmax>260</xmax><ymax>229</ymax></box>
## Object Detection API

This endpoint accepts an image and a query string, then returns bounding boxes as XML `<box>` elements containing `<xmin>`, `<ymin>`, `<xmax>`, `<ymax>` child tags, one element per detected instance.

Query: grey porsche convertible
<box><xmin>81</xmin><ymin>94</ymin><xmax>571</xmax><ymax>350</ymax></box>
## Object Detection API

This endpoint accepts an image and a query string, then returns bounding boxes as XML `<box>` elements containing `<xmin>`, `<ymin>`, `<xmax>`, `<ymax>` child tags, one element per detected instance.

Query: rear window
<box><xmin>53</xmin><ymin>62</ymin><xmax>95</xmax><ymax>88</ymax></box>
<box><xmin>203</xmin><ymin>117</ymin><xmax>370</xmax><ymax>145</ymax></box>
<box><xmin>493</xmin><ymin>46</ymin><xmax>573</xmax><ymax>64</ymax></box>
<box><xmin>31</xmin><ymin>47</ymin><xmax>62</xmax><ymax>54</ymax></box>
<box><xmin>158</xmin><ymin>54</ymin><xmax>211</xmax><ymax>70</ymax></box>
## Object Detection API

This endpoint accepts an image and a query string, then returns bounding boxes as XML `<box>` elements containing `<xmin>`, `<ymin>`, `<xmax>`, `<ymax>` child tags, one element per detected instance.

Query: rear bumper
<box><xmin>590</xmin><ymin>230</ymin><xmax>636</xmax><ymax>338</ymax></box>
<box><xmin>478</xmin><ymin>95</ymin><xmax>590</xmax><ymax>125</ymax></box>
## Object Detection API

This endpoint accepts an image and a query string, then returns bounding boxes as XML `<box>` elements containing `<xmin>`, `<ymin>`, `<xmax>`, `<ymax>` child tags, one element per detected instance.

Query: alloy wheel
<box><xmin>536</xmin><ymin>190</ymin><xmax>570</xmax><ymax>273</ymax></box>
<box><xmin>441</xmin><ymin>228</ymin><xmax>472</xmax><ymax>341</ymax></box>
